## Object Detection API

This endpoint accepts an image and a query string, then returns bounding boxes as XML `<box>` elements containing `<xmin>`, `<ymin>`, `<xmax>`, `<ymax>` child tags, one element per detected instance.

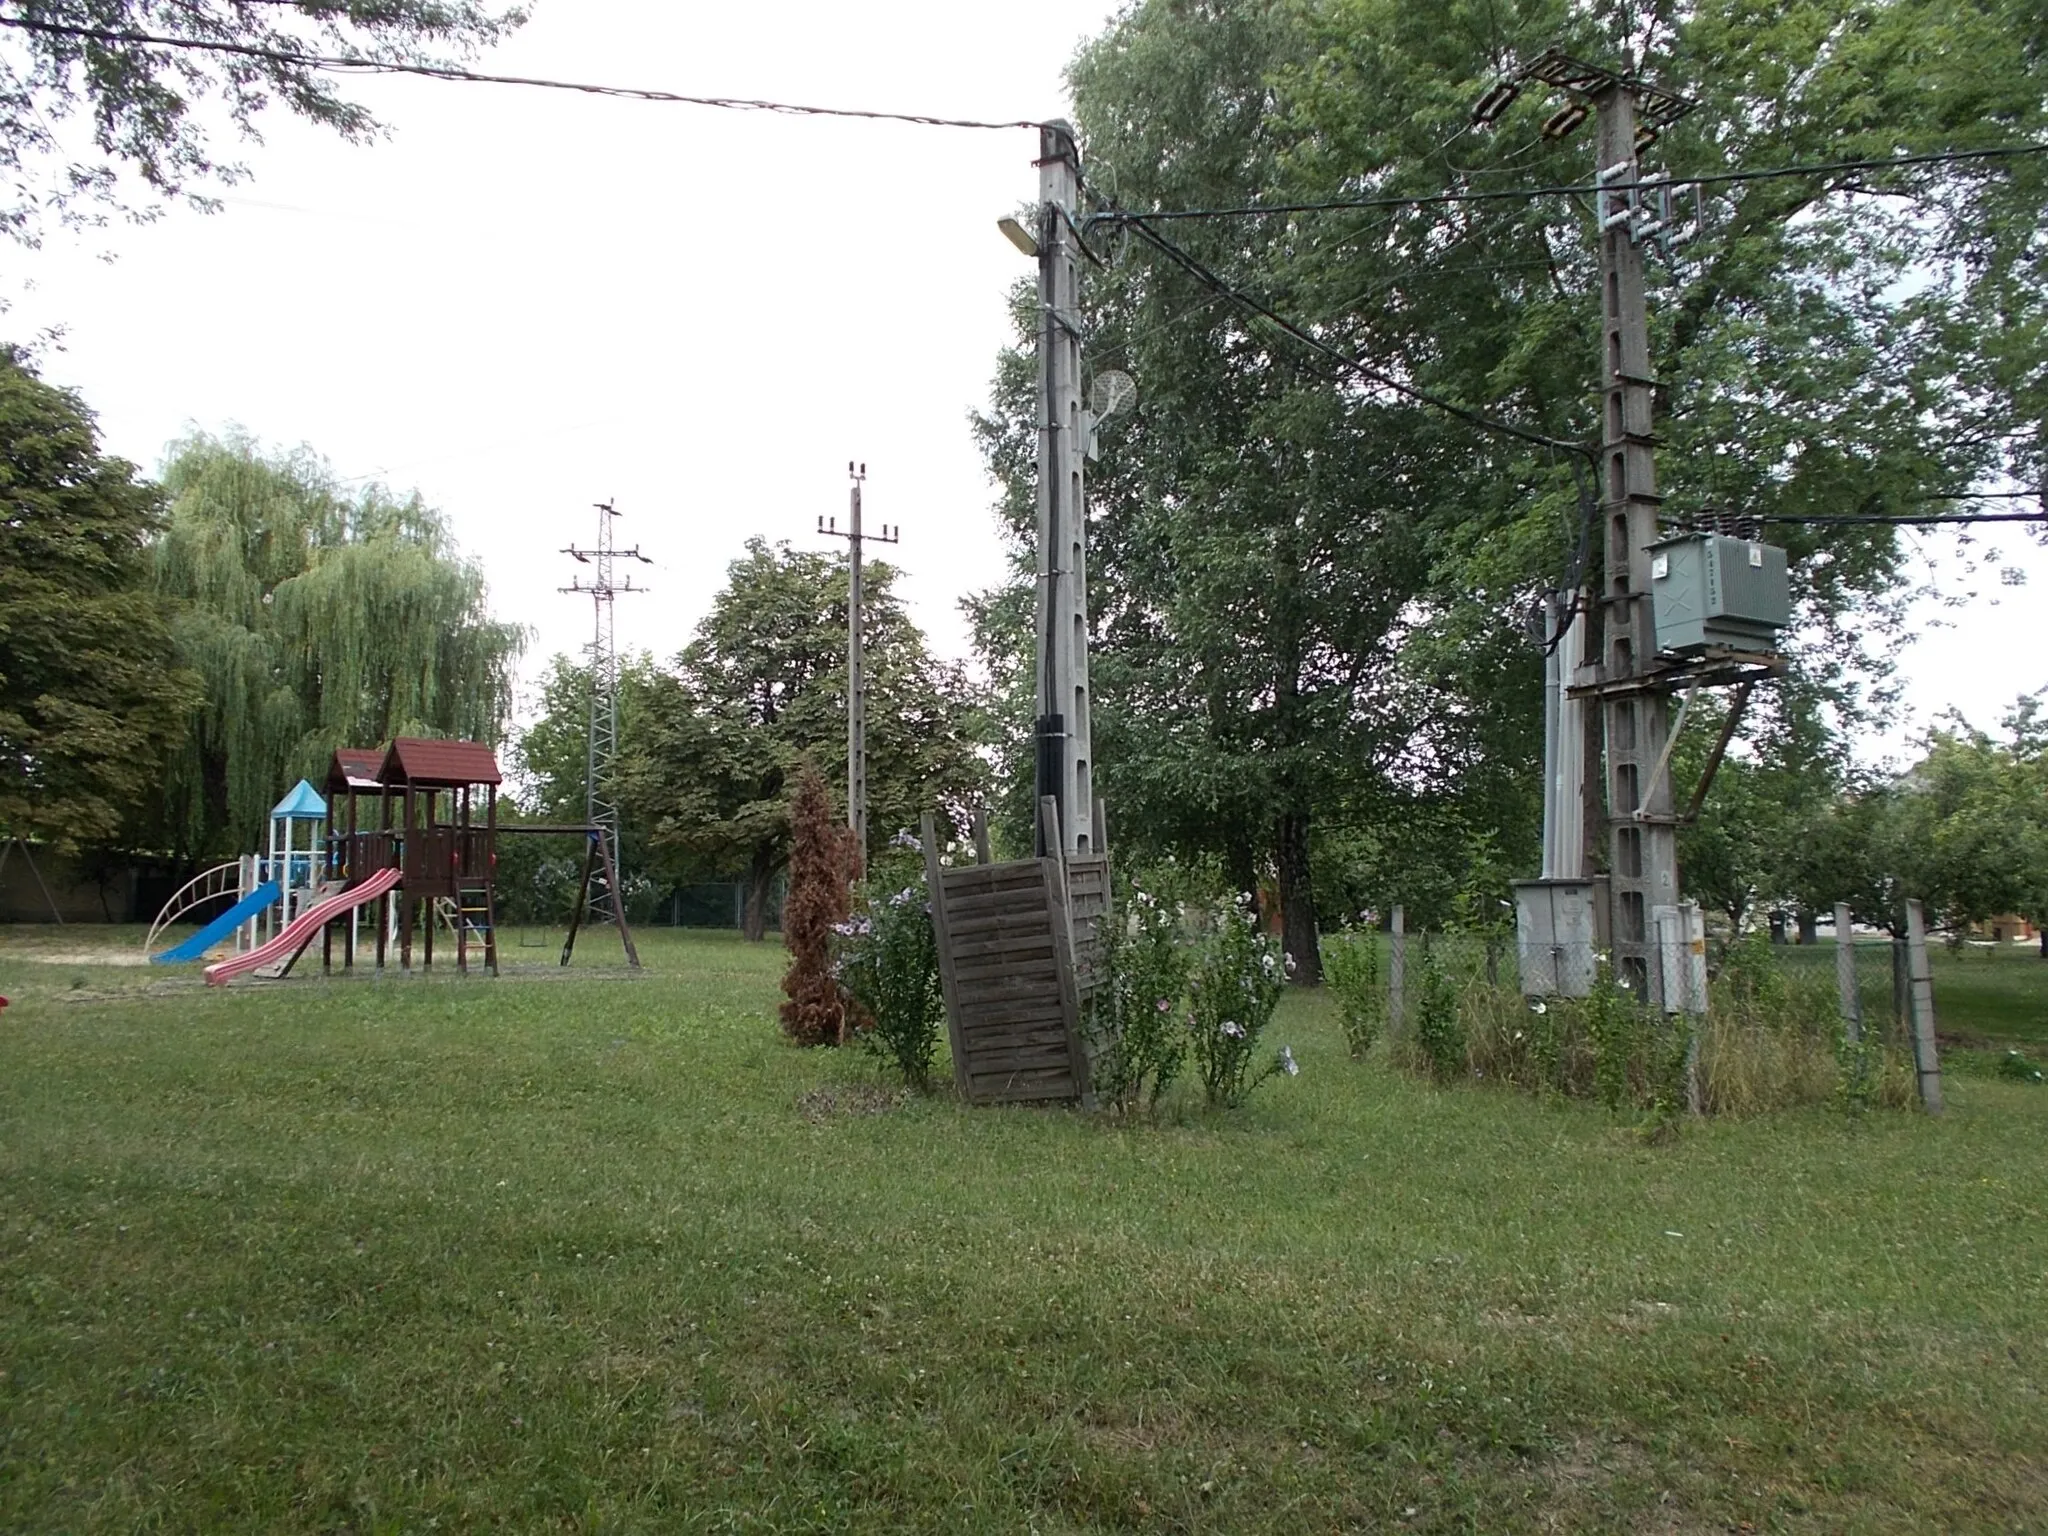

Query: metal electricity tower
<box><xmin>559</xmin><ymin>499</ymin><xmax>651</xmax><ymax>920</ymax></box>
<box><xmin>819</xmin><ymin>461</ymin><xmax>897</xmax><ymax>868</ymax></box>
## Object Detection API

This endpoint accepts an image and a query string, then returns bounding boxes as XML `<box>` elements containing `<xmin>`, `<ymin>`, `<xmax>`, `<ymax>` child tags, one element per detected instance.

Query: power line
<box><xmin>1120</xmin><ymin>215</ymin><xmax>1588</xmax><ymax>458</ymax></box>
<box><xmin>0</xmin><ymin>16</ymin><xmax>1047</xmax><ymax>131</ymax></box>
<box><xmin>1916</xmin><ymin>490</ymin><xmax>2042</xmax><ymax>500</ymax></box>
<box><xmin>1750</xmin><ymin>511</ymin><xmax>2046</xmax><ymax>526</ymax></box>
<box><xmin>1091</xmin><ymin>143</ymin><xmax>2048</xmax><ymax>226</ymax></box>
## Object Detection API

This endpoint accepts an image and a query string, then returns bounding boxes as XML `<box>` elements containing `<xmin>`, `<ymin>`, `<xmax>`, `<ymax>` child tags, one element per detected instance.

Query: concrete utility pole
<box><xmin>1592</xmin><ymin>84</ymin><xmax>1677</xmax><ymax>992</ymax></box>
<box><xmin>559</xmin><ymin>500</ymin><xmax>651</xmax><ymax>921</ymax></box>
<box><xmin>1032</xmin><ymin>119</ymin><xmax>1095</xmax><ymax>858</ymax></box>
<box><xmin>819</xmin><ymin>462</ymin><xmax>897</xmax><ymax>870</ymax></box>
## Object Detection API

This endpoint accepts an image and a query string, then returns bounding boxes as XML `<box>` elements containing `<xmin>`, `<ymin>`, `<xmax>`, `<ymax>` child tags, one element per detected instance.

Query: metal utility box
<box><xmin>1513</xmin><ymin>877</ymin><xmax>1604</xmax><ymax>998</ymax></box>
<box><xmin>1647</xmin><ymin>532</ymin><xmax>1790</xmax><ymax>655</ymax></box>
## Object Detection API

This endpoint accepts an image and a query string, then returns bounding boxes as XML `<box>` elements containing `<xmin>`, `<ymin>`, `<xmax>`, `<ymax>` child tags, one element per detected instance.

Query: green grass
<box><xmin>3</xmin><ymin>927</ymin><xmax>2045</xmax><ymax>1532</ymax></box>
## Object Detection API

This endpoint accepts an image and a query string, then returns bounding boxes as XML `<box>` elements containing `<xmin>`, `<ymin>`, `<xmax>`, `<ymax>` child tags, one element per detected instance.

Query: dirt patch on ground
<box><xmin>797</xmin><ymin>1083</ymin><xmax>910</xmax><ymax>1122</ymax></box>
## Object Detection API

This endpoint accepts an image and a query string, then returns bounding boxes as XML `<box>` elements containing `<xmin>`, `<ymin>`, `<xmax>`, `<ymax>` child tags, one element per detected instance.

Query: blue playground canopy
<box><xmin>271</xmin><ymin>779</ymin><xmax>328</xmax><ymax>822</ymax></box>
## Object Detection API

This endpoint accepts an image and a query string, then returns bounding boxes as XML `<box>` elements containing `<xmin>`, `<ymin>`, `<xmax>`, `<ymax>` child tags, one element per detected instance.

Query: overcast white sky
<box><xmin>6</xmin><ymin>0</ymin><xmax>2042</xmax><ymax>766</ymax></box>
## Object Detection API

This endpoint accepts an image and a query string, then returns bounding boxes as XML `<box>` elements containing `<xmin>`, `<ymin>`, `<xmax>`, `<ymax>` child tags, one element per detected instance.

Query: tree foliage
<box><xmin>620</xmin><ymin>538</ymin><xmax>982</xmax><ymax>941</ymax></box>
<box><xmin>148</xmin><ymin>433</ymin><xmax>523</xmax><ymax>858</ymax></box>
<box><xmin>975</xmin><ymin>0</ymin><xmax>2048</xmax><ymax>969</ymax></box>
<box><xmin>0</xmin><ymin>0</ymin><xmax>525</xmax><ymax>243</ymax></box>
<box><xmin>0</xmin><ymin>345</ymin><xmax>195</xmax><ymax>849</ymax></box>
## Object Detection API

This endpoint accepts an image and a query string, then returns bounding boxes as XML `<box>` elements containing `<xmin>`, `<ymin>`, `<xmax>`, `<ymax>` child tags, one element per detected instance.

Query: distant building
<box><xmin>1972</xmin><ymin>914</ymin><xmax>2038</xmax><ymax>943</ymax></box>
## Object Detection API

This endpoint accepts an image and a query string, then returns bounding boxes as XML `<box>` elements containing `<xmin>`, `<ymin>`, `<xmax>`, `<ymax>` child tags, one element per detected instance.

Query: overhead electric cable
<box><xmin>1749</xmin><ymin>511</ymin><xmax>2045</xmax><ymax>526</ymax></box>
<box><xmin>1120</xmin><ymin>215</ymin><xmax>1589</xmax><ymax>458</ymax></box>
<box><xmin>0</xmin><ymin>16</ymin><xmax>1047</xmax><ymax>131</ymax></box>
<box><xmin>1091</xmin><ymin>143</ymin><xmax>2048</xmax><ymax>225</ymax></box>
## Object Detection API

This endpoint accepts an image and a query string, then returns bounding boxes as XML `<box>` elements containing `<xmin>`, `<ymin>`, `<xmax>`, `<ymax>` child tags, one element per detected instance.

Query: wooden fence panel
<box><xmin>929</xmin><ymin>854</ymin><xmax>1091</xmax><ymax>1105</ymax></box>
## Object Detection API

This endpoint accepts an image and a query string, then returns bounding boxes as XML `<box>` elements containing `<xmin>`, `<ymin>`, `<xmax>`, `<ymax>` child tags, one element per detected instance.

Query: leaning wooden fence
<box><xmin>920</xmin><ymin>802</ymin><xmax>1100</xmax><ymax>1106</ymax></box>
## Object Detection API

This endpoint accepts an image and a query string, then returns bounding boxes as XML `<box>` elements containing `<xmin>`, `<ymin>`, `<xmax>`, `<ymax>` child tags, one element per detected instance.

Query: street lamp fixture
<box><xmin>997</xmin><ymin>215</ymin><xmax>1040</xmax><ymax>258</ymax></box>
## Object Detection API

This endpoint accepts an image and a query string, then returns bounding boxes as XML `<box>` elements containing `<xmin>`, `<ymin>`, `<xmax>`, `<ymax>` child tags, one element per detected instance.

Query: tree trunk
<box><xmin>2038</xmin><ymin>927</ymin><xmax>2046</xmax><ymax>960</ymax></box>
<box><xmin>1797</xmin><ymin>909</ymin><xmax>1819</xmax><ymax>945</ymax></box>
<box><xmin>742</xmin><ymin>842</ymin><xmax>776</xmax><ymax>943</ymax></box>
<box><xmin>1275</xmin><ymin>810</ymin><xmax>1322</xmax><ymax>987</ymax></box>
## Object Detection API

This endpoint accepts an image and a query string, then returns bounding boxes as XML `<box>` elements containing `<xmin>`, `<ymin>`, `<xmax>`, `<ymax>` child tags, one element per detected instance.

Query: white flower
<box><xmin>1529</xmin><ymin>1000</ymin><xmax>1548</xmax><ymax>1015</ymax></box>
<box><xmin>1279</xmin><ymin>1046</ymin><xmax>1299</xmax><ymax>1077</ymax></box>
<box><xmin>1283</xmin><ymin>953</ymin><xmax>1298</xmax><ymax>976</ymax></box>
<box><xmin>1219</xmin><ymin>1019</ymin><xmax>1245</xmax><ymax>1039</ymax></box>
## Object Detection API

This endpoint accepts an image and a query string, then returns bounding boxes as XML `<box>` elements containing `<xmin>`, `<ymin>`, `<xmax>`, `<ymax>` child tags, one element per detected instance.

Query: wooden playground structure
<box><xmin>181</xmin><ymin>737</ymin><xmax>636</xmax><ymax>985</ymax></box>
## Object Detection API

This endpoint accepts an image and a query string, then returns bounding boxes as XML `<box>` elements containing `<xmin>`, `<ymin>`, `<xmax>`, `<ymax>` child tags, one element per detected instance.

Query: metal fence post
<box><xmin>1389</xmin><ymin>905</ymin><xmax>1406</xmax><ymax>1038</ymax></box>
<box><xmin>1833</xmin><ymin>902</ymin><xmax>1861</xmax><ymax>1043</ymax></box>
<box><xmin>1904</xmin><ymin>898</ymin><xmax>1944</xmax><ymax>1115</ymax></box>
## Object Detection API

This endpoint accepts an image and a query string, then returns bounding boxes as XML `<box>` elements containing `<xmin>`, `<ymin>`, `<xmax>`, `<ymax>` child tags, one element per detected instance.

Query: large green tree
<box><xmin>0</xmin><ymin>1</ymin><xmax>524</xmax><ymax>243</ymax></box>
<box><xmin>621</xmin><ymin>538</ymin><xmax>982</xmax><ymax>941</ymax></box>
<box><xmin>976</xmin><ymin>0</ymin><xmax>2048</xmax><ymax>976</ymax></box>
<box><xmin>0</xmin><ymin>345</ymin><xmax>195</xmax><ymax>849</ymax></box>
<box><xmin>148</xmin><ymin>433</ymin><xmax>523</xmax><ymax>859</ymax></box>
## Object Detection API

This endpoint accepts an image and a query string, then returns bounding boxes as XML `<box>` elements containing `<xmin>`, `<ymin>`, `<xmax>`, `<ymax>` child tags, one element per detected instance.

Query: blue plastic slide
<box><xmin>152</xmin><ymin>883</ymin><xmax>282</xmax><ymax>965</ymax></box>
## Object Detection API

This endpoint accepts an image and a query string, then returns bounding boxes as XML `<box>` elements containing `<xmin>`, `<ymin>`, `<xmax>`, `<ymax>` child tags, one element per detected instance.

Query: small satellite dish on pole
<box><xmin>1092</xmin><ymin>370</ymin><xmax>1136</xmax><ymax>421</ymax></box>
<box><xmin>1085</xmin><ymin>370</ymin><xmax>1137</xmax><ymax>461</ymax></box>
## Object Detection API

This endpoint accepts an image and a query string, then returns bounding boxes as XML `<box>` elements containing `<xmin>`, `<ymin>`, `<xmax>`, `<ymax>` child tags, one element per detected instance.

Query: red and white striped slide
<box><xmin>204</xmin><ymin>866</ymin><xmax>403</xmax><ymax>987</ymax></box>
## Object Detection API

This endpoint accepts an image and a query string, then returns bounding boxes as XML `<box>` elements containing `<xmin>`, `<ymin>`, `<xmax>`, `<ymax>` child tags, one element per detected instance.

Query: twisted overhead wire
<box><xmin>1120</xmin><ymin>214</ymin><xmax>1590</xmax><ymax>458</ymax></box>
<box><xmin>0</xmin><ymin>15</ymin><xmax>1050</xmax><ymax>131</ymax></box>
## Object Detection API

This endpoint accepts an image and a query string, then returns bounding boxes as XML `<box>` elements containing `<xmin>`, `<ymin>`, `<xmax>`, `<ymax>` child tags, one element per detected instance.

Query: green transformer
<box><xmin>1645</xmin><ymin>532</ymin><xmax>1791</xmax><ymax>656</ymax></box>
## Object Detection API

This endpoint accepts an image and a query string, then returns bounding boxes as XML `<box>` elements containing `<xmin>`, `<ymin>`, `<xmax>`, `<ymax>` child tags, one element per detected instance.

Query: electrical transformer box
<box><xmin>1646</xmin><ymin>532</ymin><xmax>1791</xmax><ymax>656</ymax></box>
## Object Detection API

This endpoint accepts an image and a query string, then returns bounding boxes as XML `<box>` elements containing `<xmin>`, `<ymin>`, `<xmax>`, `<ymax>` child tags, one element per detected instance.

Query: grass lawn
<box><xmin>3</xmin><ymin>925</ymin><xmax>2045</xmax><ymax>1532</ymax></box>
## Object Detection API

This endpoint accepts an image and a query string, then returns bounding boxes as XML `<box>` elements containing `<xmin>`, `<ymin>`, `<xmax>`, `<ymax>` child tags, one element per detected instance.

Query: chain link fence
<box><xmin>1321</xmin><ymin>901</ymin><xmax>1941</xmax><ymax>1116</ymax></box>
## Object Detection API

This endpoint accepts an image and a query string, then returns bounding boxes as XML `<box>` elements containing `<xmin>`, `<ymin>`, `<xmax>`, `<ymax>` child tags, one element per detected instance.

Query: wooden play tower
<box><xmin>326</xmin><ymin>737</ymin><xmax>501</xmax><ymax>975</ymax></box>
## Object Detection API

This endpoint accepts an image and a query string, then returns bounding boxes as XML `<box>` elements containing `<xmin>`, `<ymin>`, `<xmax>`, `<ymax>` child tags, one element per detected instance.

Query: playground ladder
<box><xmin>454</xmin><ymin>883</ymin><xmax>498</xmax><ymax>976</ymax></box>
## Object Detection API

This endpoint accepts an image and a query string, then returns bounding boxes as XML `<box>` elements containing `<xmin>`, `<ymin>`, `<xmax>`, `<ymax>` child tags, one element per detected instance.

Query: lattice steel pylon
<box><xmin>560</xmin><ymin>500</ymin><xmax>651</xmax><ymax>923</ymax></box>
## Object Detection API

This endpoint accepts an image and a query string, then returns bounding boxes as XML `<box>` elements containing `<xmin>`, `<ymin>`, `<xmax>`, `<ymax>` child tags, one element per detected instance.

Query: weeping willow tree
<box><xmin>148</xmin><ymin>434</ymin><xmax>526</xmax><ymax>859</ymax></box>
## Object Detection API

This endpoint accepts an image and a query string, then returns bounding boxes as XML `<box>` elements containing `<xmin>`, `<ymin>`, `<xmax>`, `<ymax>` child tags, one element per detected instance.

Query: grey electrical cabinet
<box><xmin>1646</xmin><ymin>532</ymin><xmax>1791</xmax><ymax>656</ymax></box>
<box><xmin>1513</xmin><ymin>878</ymin><xmax>1603</xmax><ymax>998</ymax></box>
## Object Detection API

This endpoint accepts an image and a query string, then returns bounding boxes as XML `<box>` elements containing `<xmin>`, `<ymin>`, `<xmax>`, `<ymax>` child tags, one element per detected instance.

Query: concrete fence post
<box><xmin>1905</xmin><ymin>899</ymin><xmax>1944</xmax><ymax>1115</ymax></box>
<box><xmin>1389</xmin><ymin>905</ymin><xmax>1407</xmax><ymax>1038</ymax></box>
<box><xmin>1833</xmin><ymin>902</ymin><xmax>1861</xmax><ymax>1043</ymax></box>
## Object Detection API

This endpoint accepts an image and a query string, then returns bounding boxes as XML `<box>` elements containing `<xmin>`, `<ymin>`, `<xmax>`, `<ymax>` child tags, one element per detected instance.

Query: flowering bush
<box><xmin>1186</xmin><ymin>894</ymin><xmax>1296</xmax><ymax>1109</ymax></box>
<box><xmin>1085</xmin><ymin>884</ymin><xmax>1190</xmax><ymax>1115</ymax></box>
<box><xmin>834</xmin><ymin>849</ymin><xmax>945</xmax><ymax>1091</ymax></box>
